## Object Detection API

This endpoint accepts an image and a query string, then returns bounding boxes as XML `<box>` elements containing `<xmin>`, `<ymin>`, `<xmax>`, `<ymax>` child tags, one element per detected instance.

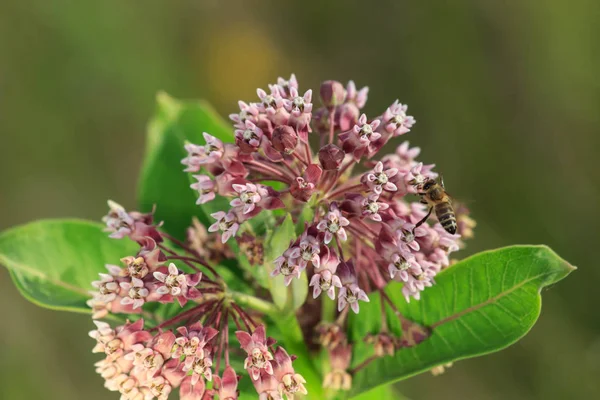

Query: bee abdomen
<box><xmin>435</xmin><ymin>202</ymin><xmax>457</xmax><ymax>234</ymax></box>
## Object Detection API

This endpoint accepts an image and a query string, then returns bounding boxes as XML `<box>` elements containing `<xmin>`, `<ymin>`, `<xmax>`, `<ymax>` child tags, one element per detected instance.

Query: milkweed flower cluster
<box><xmin>89</xmin><ymin>75</ymin><xmax>474</xmax><ymax>399</ymax></box>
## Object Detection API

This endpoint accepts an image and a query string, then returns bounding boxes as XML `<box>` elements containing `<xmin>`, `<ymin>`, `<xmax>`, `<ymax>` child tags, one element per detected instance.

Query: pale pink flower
<box><xmin>102</xmin><ymin>200</ymin><xmax>135</xmax><ymax>239</ymax></box>
<box><xmin>309</xmin><ymin>247</ymin><xmax>341</xmax><ymax>299</ymax></box>
<box><xmin>149</xmin><ymin>376</ymin><xmax>173</xmax><ymax>400</ymax></box>
<box><xmin>208</xmin><ymin>211</ymin><xmax>239</xmax><ymax>243</ymax></box>
<box><xmin>180</xmin><ymin>375</ymin><xmax>206</xmax><ymax>400</ymax></box>
<box><xmin>181</xmin><ymin>133</ymin><xmax>224</xmax><ymax>172</ymax></box>
<box><xmin>382</xmin><ymin>100</ymin><xmax>415</xmax><ymax>136</ymax></box>
<box><xmin>186</xmin><ymin>355</ymin><xmax>213</xmax><ymax>385</ymax></box>
<box><xmin>153</xmin><ymin>263</ymin><xmax>202</xmax><ymax>305</ymax></box>
<box><xmin>273</xmin><ymin>347</ymin><xmax>308</xmax><ymax>397</ymax></box>
<box><xmin>336</xmin><ymin>261</ymin><xmax>369</xmax><ymax>314</ymax></box>
<box><xmin>190</xmin><ymin>175</ymin><xmax>216</xmax><ymax>205</ymax></box>
<box><xmin>230</xmin><ymin>182</ymin><xmax>267</xmax><ymax>214</ymax></box>
<box><xmin>229</xmin><ymin>100</ymin><xmax>260</xmax><ymax>129</ymax></box>
<box><xmin>275</xmin><ymin>73</ymin><xmax>298</xmax><ymax>97</ymax></box>
<box><xmin>365</xmin><ymin>161</ymin><xmax>398</xmax><ymax>194</ymax></box>
<box><xmin>257</xmin><ymin>87</ymin><xmax>285</xmax><ymax>115</ymax></box>
<box><xmin>174</xmin><ymin>322</ymin><xmax>218</xmax><ymax>371</ymax></box>
<box><xmin>215</xmin><ymin>366</ymin><xmax>239</xmax><ymax>400</ymax></box>
<box><xmin>271</xmin><ymin>248</ymin><xmax>302</xmax><ymax>286</ymax></box>
<box><xmin>119</xmin><ymin>278</ymin><xmax>149</xmax><ymax>309</ymax></box>
<box><xmin>345</xmin><ymin>80</ymin><xmax>369</xmax><ymax>108</ymax></box>
<box><xmin>361</xmin><ymin>193</ymin><xmax>389</xmax><ymax>222</ymax></box>
<box><xmin>252</xmin><ymin>371</ymin><xmax>282</xmax><ymax>400</ymax></box>
<box><xmin>125</xmin><ymin>343</ymin><xmax>165</xmax><ymax>383</ymax></box>
<box><xmin>284</xmin><ymin>87</ymin><xmax>313</xmax><ymax>117</ymax></box>
<box><xmin>235</xmin><ymin>325</ymin><xmax>274</xmax><ymax>381</ymax></box>
<box><xmin>388</xmin><ymin>252</ymin><xmax>422</xmax><ymax>282</ymax></box>
<box><xmin>396</xmin><ymin>221</ymin><xmax>427</xmax><ymax>252</ymax></box>
<box><xmin>317</xmin><ymin>203</ymin><xmax>350</xmax><ymax>244</ymax></box>
<box><xmin>91</xmin><ymin>266</ymin><xmax>121</xmax><ymax>302</ymax></box>
<box><xmin>310</xmin><ymin>269</ymin><xmax>342</xmax><ymax>300</ymax></box>
<box><xmin>297</xmin><ymin>232</ymin><xmax>320</xmax><ymax>269</ymax></box>
<box><xmin>235</xmin><ymin>120</ymin><xmax>263</xmax><ymax>153</ymax></box>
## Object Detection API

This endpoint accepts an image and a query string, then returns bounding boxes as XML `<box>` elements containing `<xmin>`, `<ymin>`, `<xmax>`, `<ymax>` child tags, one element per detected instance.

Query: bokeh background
<box><xmin>1</xmin><ymin>1</ymin><xmax>598</xmax><ymax>399</ymax></box>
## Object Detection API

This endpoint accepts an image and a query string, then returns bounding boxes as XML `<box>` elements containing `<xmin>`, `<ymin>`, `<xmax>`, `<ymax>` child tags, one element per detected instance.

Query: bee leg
<box><xmin>420</xmin><ymin>198</ymin><xmax>428</xmax><ymax>205</ymax></box>
<box><xmin>413</xmin><ymin>206</ymin><xmax>433</xmax><ymax>233</ymax></box>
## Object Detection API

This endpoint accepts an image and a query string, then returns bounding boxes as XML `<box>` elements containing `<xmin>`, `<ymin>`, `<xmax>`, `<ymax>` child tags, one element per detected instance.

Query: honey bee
<box><xmin>415</xmin><ymin>177</ymin><xmax>457</xmax><ymax>234</ymax></box>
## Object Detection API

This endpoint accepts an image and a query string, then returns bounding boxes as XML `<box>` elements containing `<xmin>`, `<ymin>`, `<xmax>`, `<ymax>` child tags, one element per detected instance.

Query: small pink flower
<box><xmin>215</xmin><ymin>365</ymin><xmax>239</xmax><ymax>400</ymax></box>
<box><xmin>229</xmin><ymin>100</ymin><xmax>260</xmax><ymax>129</ymax></box>
<box><xmin>297</xmin><ymin>232</ymin><xmax>320</xmax><ymax>269</ymax></box>
<box><xmin>252</xmin><ymin>371</ymin><xmax>281</xmax><ymax>400</ymax></box>
<box><xmin>396</xmin><ymin>221</ymin><xmax>427</xmax><ymax>252</ymax></box>
<box><xmin>272</xmin><ymin>347</ymin><xmax>308</xmax><ymax>397</ymax></box>
<box><xmin>230</xmin><ymin>182</ymin><xmax>267</xmax><ymax>214</ymax></box>
<box><xmin>317</xmin><ymin>204</ymin><xmax>350</xmax><ymax>244</ymax></box>
<box><xmin>361</xmin><ymin>193</ymin><xmax>390</xmax><ymax>222</ymax></box>
<box><xmin>181</xmin><ymin>133</ymin><xmax>224</xmax><ymax>172</ymax></box>
<box><xmin>190</xmin><ymin>175</ymin><xmax>216</xmax><ymax>205</ymax></box>
<box><xmin>310</xmin><ymin>269</ymin><xmax>342</xmax><ymax>300</ymax></box>
<box><xmin>257</xmin><ymin>87</ymin><xmax>285</xmax><ymax>115</ymax></box>
<box><xmin>354</xmin><ymin>113</ymin><xmax>381</xmax><ymax>145</ymax></box>
<box><xmin>153</xmin><ymin>263</ymin><xmax>201</xmax><ymax>306</ymax></box>
<box><xmin>91</xmin><ymin>266</ymin><xmax>121</xmax><ymax>303</ymax></box>
<box><xmin>208</xmin><ymin>211</ymin><xmax>240</xmax><ymax>243</ymax></box>
<box><xmin>396</xmin><ymin>141</ymin><xmax>421</xmax><ymax>164</ymax></box>
<box><xmin>271</xmin><ymin>248</ymin><xmax>302</xmax><ymax>286</ymax></box>
<box><xmin>180</xmin><ymin>375</ymin><xmax>206</xmax><ymax>400</ymax></box>
<box><xmin>119</xmin><ymin>278</ymin><xmax>149</xmax><ymax>309</ymax></box>
<box><xmin>186</xmin><ymin>355</ymin><xmax>213</xmax><ymax>385</ymax></box>
<box><xmin>284</xmin><ymin>87</ymin><xmax>313</xmax><ymax>117</ymax></box>
<box><xmin>174</xmin><ymin>322</ymin><xmax>218</xmax><ymax>371</ymax></box>
<box><xmin>275</xmin><ymin>73</ymin><xmax>298</xmax><ymax>97</ymax></box>
<box><xmin>365</xmin><ymin>161</ymin><xmax>398</xmax><ymax>194</ymax></box>
<box><xmin>235</xmin><ymin>120</ymin><xmax>264</xmax><ymax>154</ymax></box>
<box><xmin>125</xmin><ymin>343</ymin><xmax>165</xmax><ymax>383</ymax></box>
<box><xmin>346</xmin><ymin>80</ymin><xmax>369</xmax><ymax>109</ymax></box>
<box><xmin>235</xmin><ymin>325</ymin><xmax>274</xmax><ymax>381</ymax></box>
<box><xmin>388</xmin><ymin>252</ymin><xmax>422</xmax><ymax>282</ymax></box>
<box><xmin>382</xmin><ymin>100</ymin><xmax>415</xmax><ymax>136</ymax></box>
<box><xmin>149</xmin><ymin>375</ymin><xmax>173</xmax><ymax>400</ymax></box>
<box><xmin>102</xmin><ymin>200</ymin><xmax>135</xmax><ymax>239</ymax></box>
<box><xmin>336</xmin><ymin>261</ymin><xmax>369</xmax><ymax>314</ymax></box>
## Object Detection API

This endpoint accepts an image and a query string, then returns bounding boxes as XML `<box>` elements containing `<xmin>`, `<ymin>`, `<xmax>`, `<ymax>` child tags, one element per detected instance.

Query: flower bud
<box><xmin>320</xmin><ymin>80</ymin><xmax>346</xmax><ymax>108</ymax></box>
<box><xmin>271</xmin><ymin>125</ymin><xmax>298</xmax><ymax>154</ymax></box>
<box><xmin>318</xmin><ymin>144</ymin><xmax>345</xmax><ymax>170</ymax></box>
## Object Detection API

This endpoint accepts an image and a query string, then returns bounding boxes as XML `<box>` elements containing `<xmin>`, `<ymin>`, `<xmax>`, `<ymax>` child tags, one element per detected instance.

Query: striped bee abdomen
<box><xmin>435</xmin><ymin>202</ymin><xmax>457</xmax><ymax>234</ymax></box>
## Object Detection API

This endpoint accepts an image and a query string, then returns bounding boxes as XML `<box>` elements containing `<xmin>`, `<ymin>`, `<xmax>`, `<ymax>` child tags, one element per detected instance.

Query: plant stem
<box><xmin>229</xmin><ymin>290</ymin><xmax>278</xmax><ymax>315</ymax></box>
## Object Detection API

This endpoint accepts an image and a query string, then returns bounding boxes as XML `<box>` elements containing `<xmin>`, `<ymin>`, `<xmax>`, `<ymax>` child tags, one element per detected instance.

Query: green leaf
<box><xmin>295</xmin><ymin>204</ymin><xmax>315</xmax><ymax>236</ymax></box>
<box><xmin>0</xmin><ymin>219</ymin><xmax>137</xmax><ymax>313</ymax></box>
<box><xmin>137</xmin><ymin>92</ymin><xmax>233</xmax><ymax>240</ymax></box>
<box><xmin>348</xmin><ymin>245</ymin><xmax>575</xmax><ymax>397</ymax></box>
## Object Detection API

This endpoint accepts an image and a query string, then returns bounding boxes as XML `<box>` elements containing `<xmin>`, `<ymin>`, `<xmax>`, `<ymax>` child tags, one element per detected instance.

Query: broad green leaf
<box><xmin>0</xmin><ymin>219</ymin><xmax>137</xmax><ymax>313</ymax></box>
<box><xmin>137</xmin><ymin>92</ymin><xmax>234</xmax><ymax>240</ymax></box>
<box><xmin>348</xmin><ymin>245</ymin><xmax>575</xmax><ymax>396</ymax></box>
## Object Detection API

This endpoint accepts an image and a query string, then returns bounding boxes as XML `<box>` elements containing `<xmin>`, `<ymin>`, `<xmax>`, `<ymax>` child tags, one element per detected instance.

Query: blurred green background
<box><xmin>1</xmin><ymin>0</ymin><xmax>598</xmax><ymax>399</ymax></box>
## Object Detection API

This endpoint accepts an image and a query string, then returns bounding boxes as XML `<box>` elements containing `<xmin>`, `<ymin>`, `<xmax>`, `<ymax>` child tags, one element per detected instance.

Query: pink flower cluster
<box><xmin>89</xmin><ymin>74</ymin><xmax>475</xmax><ymax>399</ymax></box>
<box><xmin>93</xmin><ymin>201</ymin><xmax>308</xmax><ymax>399</ymax></box>
<box><xmin>183</xmin><ymin>74</ymin><xmax>471</xmax><ymax>306</ymax></box>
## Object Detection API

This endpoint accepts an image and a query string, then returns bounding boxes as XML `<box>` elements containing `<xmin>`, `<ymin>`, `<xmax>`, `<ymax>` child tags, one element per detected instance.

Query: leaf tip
<box><xmin>156</xmin><ymin>91</ymin><xmax>181</xmax><ymax>118</ymax></box>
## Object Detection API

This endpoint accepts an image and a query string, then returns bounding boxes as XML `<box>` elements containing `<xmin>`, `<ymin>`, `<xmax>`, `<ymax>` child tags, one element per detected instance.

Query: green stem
<box><xmin>229</xmin><ymin>290</ymin><xmax>278</xmax><ymax>315</ymax></box>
